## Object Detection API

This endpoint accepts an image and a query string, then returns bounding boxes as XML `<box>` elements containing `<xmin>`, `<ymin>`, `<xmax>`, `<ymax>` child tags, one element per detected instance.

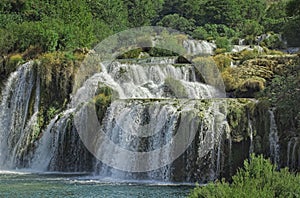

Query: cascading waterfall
<box><xmin>32</xmin><ymin>108</ymin><xmax>93</xmax><ymax>172</ymax></box>
<box><xmin>0</xmin><ymin>58</ymin><xmax>284</xmax><ymax>183</ymax></box>
<box><xmin>0</xmin><ymin>62</ymin><xmax>40</xmax><ymax>169</ymax></box>
<box><xmin>269</xmin><ymin>109</ymin><xmax>280</xmax><ymax>165</ymax></box>
<box><xmin>183</xmin><ymin>40</ymin><xmax>216</xmax><ymax>55</ymax></box>
<box><xmin>29</xmin><ymin>58</ymin><xmax>230</xmax><ymax>182</ymax></box>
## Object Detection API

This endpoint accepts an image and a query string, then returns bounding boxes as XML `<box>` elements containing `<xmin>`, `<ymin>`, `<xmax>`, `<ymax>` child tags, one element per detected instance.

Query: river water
<box><xmin>0</xmin><ymin>171</ymin><xmax>193</xmax><ymax>197</ymax></box>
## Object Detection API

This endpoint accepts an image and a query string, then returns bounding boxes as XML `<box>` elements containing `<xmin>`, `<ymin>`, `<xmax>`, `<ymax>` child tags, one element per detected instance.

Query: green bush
<box><xmin>6</xmin><ymin>54</ymin><xmax>24</xmax><ymax>73</ymax></box>
<box><xmin>192</xmin><ymin>27</ymin><xmax>209</xmax><ymax>40</ymax></box>
<box><xmin>192</xmin><ymin>24</ymin><xmax>237</xmax><ymax>41</ymax></box>
<box><xmin>190</xmin><ymin>154</ymin><xmax>300</xmax><ymax>198</ymax></box>
<box><xmin>240</xmin><ymin>49</ymin><xmax>259</xmax><ymax>63</ymax></box>
<box><xmin>157</xmin><ymin>14</ymin><xmax>195</xmax><ymax>33</ymax></box>
<box><xmin>240</xmin><ymin>20</ymin><xmax>264</xmax><ymax>37</ymax></box>
<box><xmin>215</xmin><ymin>37</ymin><xmax>232</xmax><ymax>52</ymax></box>
<box><xmin>261</xmin><ymin>34</ymin><xmax>285</xmax><ymax>49</ymax></box>
<box><xmin>283</xmin><ymin>17</ymin><xmax>300</xmax><ymax>47</ymax></box>
<box><xmin>94</xmin><ymin>84</ymin><xmax>115</xmax><ymax>122</ymax></box>
<box><xmin>213</xmin><ymin>54</ymin><xmax>232</xmax><ymax>72</ymax></box>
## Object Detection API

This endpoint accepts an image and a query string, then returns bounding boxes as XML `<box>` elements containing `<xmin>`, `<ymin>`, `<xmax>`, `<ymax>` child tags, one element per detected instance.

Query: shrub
<box><xmin>213</xmin><ymin>54</ymin><xmax>232</xmax><ymax>72</ymax></box>
<box><xmin>117</xmin><ymin>48</ymin><xmax>143</xmax><ymax>59</ymax></box>
<box><xmin>283</xmin><ymin>17</ymin><xmax>300</xmax><ymax>47</ymax></box>
<box><xmin>94</xmin><ymin>84</ymin><xmax>115</xmax><ymax>122</ymax></box>
<box><xmin>240</xmin><ymin>20</ymin><xmax>264</xmax><ymax>37</ymax></box>
<box><xmin>189</xmin><ymin>154</ymin><xmax>300</xmax><ymax>198</ymax></box>
<box><xmin>157</xmin><ymin>14</ymin><xmax>195</xmax><ymax>33</ymax></box>
<box><xmin>215</xmin><ymin>37</ymin><xmax>232</xmax><ymax>52</ymax></box>
<box><xmin>7</xmin><ymin>54</ymin><xmax>24</xmax><ymax>73</ymax></box>
<box><xmin>261</xmin><ymin>34</ymin><xmax>285</xmax><ymax>49</ymax></box>
<box><xmin>240</xmin><ymin>49</ymin><xmax>259</xmax><ymax>63</ymax></box>
<box><xmin>192</xmin><ymin>27</ymin><xmax>209</xmax><ymax>40</ymax></box>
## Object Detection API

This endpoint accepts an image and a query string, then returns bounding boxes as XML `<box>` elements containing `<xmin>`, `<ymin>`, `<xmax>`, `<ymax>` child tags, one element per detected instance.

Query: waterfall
<box><xmin>248</xmin><ymin>114</ymin><xmax>254</xmax><ymax>155</ymax></box>
<box><xmin>29</xmin><ymin>58</ymin><xmax>229</xmax><ymax>182</ymax></box>
<box><xmin>0</xmin><ymin>56</ymin><xmax>232</xmax><ymax>182</ymax></box>
<box><xmin>287</xmin><ymin>138</ymin><xmax>300</xmax><ymax>170</ymax></box>
<box><xmin>183</xmin><ymin>40</ymin><xmax>216</xmax><ymax>55</ymax></box>
<box><xmin>0</xmin><ymin>62</ymin><xmax>40</xmax><ymax>169</ymax></box>
<box><xmin>268</xmin><ymin>109</ymin><xmax>280</xmax><ymax>165</ymax></box>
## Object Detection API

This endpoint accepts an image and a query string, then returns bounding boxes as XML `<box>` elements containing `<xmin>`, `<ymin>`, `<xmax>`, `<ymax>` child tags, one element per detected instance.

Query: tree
<box><xmin>124</xmin><ymin>0</ymin><xmax>164</xmax><ymax>27</ymax></box>
<box><xmin>87</xmin><ymin>0</ymin><xmax>128</xmax><ymax>32</ymax></box>
<box><xmin>284</xmin><ymin>0</ymin><xmax>300</xmax><ymax>46</ymax></box>
<box><xmin>157</xmin><ymin>14</ymin><xmax>195</xmax><ymax>33</ymax></box>
<box><xmin>263</xmin><ymin>1</ymin><xmax>287</xmax><ymax>33</ymax></box>
<box><xmin>286</xmin><ymin>0</ymin><xmax>300</xmax><ymax>17</ymax></box>
<box><xmin>240</xmin><ymin>20</ymin><xmax>264</xmax><ymax>37</ymax></box>
<box><xmin>203</xmin><ymin>0</ymin><xmax>241</xmax><ymax>27</ymax></box>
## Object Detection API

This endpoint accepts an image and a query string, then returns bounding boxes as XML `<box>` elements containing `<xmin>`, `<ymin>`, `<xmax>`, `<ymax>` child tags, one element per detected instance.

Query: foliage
<box><xmin>124</xmin><ymin>0</ymin><xmax>164</xmax><ymax>27</ymax></box>
<box><xmin>157</xmin><ymin>14</ymin><xmax>195</xmax><ymax>33</ymax></box>
<box><xmin>87</xmin><ymin>0</ymin><xmax>128</xmax><ymax>32</ymax></box>
<box><xmin>262</xmin><ymin>64</ymin><xmax>300</xmax><ymax>131</ymax></box>
<box><xmin>240</xmin><ymin>20</ymin><xmax>264</xmax><ymax>37</ymax></box>
<box><xmin>192</xmin><ymin>24</ymin><xmax>237</xmax><ymax>41</ymax></box>
<box><xmin>7</xmin><ymin>54</ymin><xmax>24</xmax><ymax>71</ymax></box>
<box><xmin>263</xmin><ymin>1</ymin><xmax>287</xmax><ymax>33</ymax></box>
<box><xmin>0</xmin><ymin>0</ymin><xmax>298</xmax><ymax>54</ymax></box>
<box><xmin>213</xmin><ymin>54</ymin><xmax>232</xmax><ymax>72</ymax></box>
<box><xmin>261</xmin><ymin>34</ymin><xmax>285</xmax><ymax>49</ymax></box>
<box><xmin>239</xmin><ymin>49</ymin><xmax>259</xmax><ymax>63</ymax></box>
<box><xmin>36</xmin><ymin>51</ymin><xmax>79</xmax><ymax>127</ymax></box>
<box><xmin>283</xmin><ymin>17</ymin><xmax>300</xmax><ymax>47</ymax></box>
<box><xmin>215</xmin><ymin>37</ymin><xmax>232</xmax><ymax>52</ymax></box>
<box><xmin>94</xmin><ymin>84</ymin><xmax>115</xmax><ymax>122</ymax></box>
<box><xmin>190</xmin><ymin>154</ymin><xmax>300</xmax><ymax>198</ymax></box>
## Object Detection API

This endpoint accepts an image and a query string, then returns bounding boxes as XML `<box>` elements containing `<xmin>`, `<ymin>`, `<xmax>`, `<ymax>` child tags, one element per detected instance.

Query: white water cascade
<box><xmin>0</xmin><ymin>62</ymin><xmax>40</xmax><ymax>169</ymax></box>
<box><xmin>30</xmin><ymin>59</ymin><xmax>229</xmax><ymax>182</ymax></box>
<box><xmin>269</xmin><ymin>109</ymin><xmax>280</xmax><ymax>165</ymax></box>
<box><xmin>183</xmin><ymin>40</ymin><xmax>216</xmax><ymax>56</ymax></box>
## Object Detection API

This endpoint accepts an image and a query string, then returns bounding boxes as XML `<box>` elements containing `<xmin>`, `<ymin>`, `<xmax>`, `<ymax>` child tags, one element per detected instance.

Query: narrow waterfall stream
<box><xmin>268</xmin><ymin>109</ymin><xmax>280</xmax><ymax>165</ymax></box>
<box><xmin>0</xmin><ymin>62</ymin><xmax>40</xmax><ymax>169</ymax></box>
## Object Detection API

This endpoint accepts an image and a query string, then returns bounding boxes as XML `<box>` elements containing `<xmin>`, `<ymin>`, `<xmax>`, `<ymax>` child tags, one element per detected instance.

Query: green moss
<box><xmin>221</xmin><ymin>57</ymin><xmax>276</xmax><ymax>97</ymax></box>
<box><xmin>213</xmin><ymin>54</ymin><xmax>232</xmax><ymax>72</ymax></box>
<box><xmin>94</xmin><ymin>84</ymin><xmax>116</xmax><ymax>123</ymax></box>
<box><xmin>226</xmin><ymin>99</ymin><xmax>255</xmax><ymax>142</ymax></box>
<box><xmin>7</xmin><ymin>54</ymin><xmax>24</xmax><ymax>73</ymax></box>
<box><xmin>117</xmin><ymin>48</ymin><xmax>143</xmax><ymax>59</ymax></box>
<box><xmin>164</xmin><ymin>76</ymin><xmax>188</xmax><ymax>98</ymax></box>
<box><xmin>33</xmin><ymin>51</ymin><xmax>80</xmax><ymax>129</ymax></box>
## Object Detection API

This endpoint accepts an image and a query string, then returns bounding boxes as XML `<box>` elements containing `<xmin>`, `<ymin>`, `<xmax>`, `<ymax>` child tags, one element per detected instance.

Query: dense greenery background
<box><xmin>0</xmin><ymin>0</ymin><xmax>299</xmax><ymax>55</ymax></box>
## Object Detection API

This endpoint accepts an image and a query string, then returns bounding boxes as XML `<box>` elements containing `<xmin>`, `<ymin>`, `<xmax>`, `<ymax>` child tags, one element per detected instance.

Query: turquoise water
<box><xmin>0</xmin><ymin>171</ymin><xmax>193</xmax><ymax>198</ymax></box>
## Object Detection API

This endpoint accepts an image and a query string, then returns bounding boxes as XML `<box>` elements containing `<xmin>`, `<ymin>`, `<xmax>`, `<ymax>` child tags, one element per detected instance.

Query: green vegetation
<box><xmin>164</xmin><ymin>77</ymin><xmax>188</xmax><ymax>98</ymax></box>
<box><xmin>94</xmin><ymin>84</ymin><xmax>116</xmax><ymax>123</ymax></box>
<box><xmin>190</xmin><ymin>154</ymin><xmax>300</xmax><ymax>198</ymax></box>
<box><xmin>0</xmin><ymin>0</ymin><xmax>299</xmax><ymax>59</ymax></box>
<box><xmin>35</xmin><ymin>51</ymin><xmax>82</xmax><ymax>128</ymax></box>
<box><xmin>262</xmin><ymin>61</ymin><xmax>300</xmax><ymax>134</ymax></box>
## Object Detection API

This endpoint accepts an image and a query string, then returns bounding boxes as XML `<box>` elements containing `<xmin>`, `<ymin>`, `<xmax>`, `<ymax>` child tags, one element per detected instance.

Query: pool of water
<box><xmin>0</xmin><ymin>171</ymin><xmax>193</xmax><ymax>198</ymax></box>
